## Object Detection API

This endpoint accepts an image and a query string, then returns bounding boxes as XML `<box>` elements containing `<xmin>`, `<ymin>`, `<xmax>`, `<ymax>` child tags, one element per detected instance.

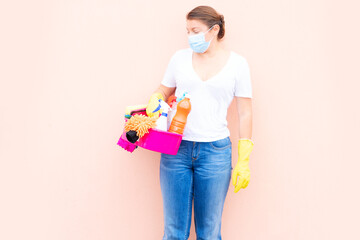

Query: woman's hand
<box><xmin>232</xmin><ymin>139</ymin><xmax>254</xmax><ymax>193</ymax></box>
<box><xmin>146</xmin><ymin>92</ymin><xmax>164</xmax><ymax>117</ymax></box>
<box><xmin>146</xmin><ymin>84</ymin><xmax>176</xmax><ymax>117</ymax></box>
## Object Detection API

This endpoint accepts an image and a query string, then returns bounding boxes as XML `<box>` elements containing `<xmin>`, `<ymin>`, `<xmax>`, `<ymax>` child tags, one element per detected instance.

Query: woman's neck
<box><xmin>194</xmin><ymin>39</ymin><xmax>224</xmax><ymax>59</ymax></box>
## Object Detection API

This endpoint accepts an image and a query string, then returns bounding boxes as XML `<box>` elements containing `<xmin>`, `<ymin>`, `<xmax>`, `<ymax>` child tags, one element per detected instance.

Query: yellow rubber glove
<box><xmin>232</xmin><ymin>138</ymin><xmax>254</xmax><ymax>193</ymax></box>
<box><xmin>146</xmin><ymin>92</ymin><xmax>164</xmax><ymax>118</ymax></box>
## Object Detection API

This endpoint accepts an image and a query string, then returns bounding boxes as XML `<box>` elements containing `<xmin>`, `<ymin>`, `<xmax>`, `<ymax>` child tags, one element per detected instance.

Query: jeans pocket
<box><xmin>209</xmin><ymin>137</ymin><xmax>232</xmax><ymax>150</ymax></box>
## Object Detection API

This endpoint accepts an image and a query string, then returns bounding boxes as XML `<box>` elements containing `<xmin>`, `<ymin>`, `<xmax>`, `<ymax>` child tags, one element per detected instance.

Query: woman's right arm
<box><xmin>146</xmin><ymin>84</ymin><xmax>176</xmax><ymax>117</ymax></box>
<box><xmin>152</xmin><ymin>84</ymin><xmax>176</xmax><ymax>102</ymax></box>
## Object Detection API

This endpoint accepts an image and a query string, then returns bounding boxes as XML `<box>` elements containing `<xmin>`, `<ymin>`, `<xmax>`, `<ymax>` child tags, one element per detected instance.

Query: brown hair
<box><xmin>186</xmin><ymin>6</ymin><xmax>225</xmax><ymax>40</ymax></box>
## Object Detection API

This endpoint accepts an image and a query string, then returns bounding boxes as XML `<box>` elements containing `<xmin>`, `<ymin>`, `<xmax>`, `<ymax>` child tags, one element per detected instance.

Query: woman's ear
<box><xmin>213</xmin><ymin>24</ymin><xmax>220</xmax><ymax>37</ymax></box>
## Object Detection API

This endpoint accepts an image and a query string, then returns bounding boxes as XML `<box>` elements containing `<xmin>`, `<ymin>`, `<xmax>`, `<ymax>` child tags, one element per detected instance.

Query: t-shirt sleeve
<box><xmin>234</xmin><ymin>58</ymin><xmax>253</xmax><ymax>98</ymax></box>
<box><xmin>160</xmin><ymin>52</ymin><xmax>177</xmax><ymax>88</ymax></box>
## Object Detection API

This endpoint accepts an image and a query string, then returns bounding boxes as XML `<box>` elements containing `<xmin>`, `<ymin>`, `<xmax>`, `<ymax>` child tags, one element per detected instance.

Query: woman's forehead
<box><xmin>186</xmin><ymin>19</ymin><xmax>207</xmax><ymax>29</ymax></box>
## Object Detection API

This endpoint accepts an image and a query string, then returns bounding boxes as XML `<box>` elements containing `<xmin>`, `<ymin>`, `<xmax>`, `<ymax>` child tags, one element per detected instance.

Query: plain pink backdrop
<box><xmin>0</xmin><ymin>0</ymin><xmax>359</xmax><ymax>239</ymax></box>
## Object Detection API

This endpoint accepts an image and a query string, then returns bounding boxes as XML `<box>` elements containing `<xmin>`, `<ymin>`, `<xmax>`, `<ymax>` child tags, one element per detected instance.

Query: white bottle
<box><xmin>155</xmin><ymin>99</ymin><xmax>170</xmax><ymax>131</ymax></box>
<box><xmin>167</xmin><ymin>101</ymin><xmax>177</xmax><ymax>131</ymax></box>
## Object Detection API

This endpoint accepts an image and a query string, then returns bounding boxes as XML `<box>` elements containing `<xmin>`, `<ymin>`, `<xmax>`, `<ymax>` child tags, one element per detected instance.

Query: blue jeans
<box><xmin>160</xmin><ymin>136</ymin><xmax>233</xmax><ymax>240</ymax></box>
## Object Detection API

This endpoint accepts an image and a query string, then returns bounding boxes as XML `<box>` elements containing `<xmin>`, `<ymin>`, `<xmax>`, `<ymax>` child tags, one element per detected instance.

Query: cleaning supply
<box><xmin>117</xmin><ymin>137</ymin><xmax>138</xmax><ymax>152</ymax></box>
<box><xmin>176</xmin><ymin>92</ymin><xmax>188</xmax><ymax>103</ymax></box>
<box><xmin>146</xmin><ymin>92</ymin><xmax>164</xmax><ymax>117</ymax></box>
<box><xmin>117</xmin><ymin>108</ymin><xmax>183</xmax><ymax>155</ymax></box>
<box><xmin>166</xmin><ymin>94</ymin><xmax>181</xmax><ymax>130</ymax></box>
<box><xmin>167</xmin><ymin>95</ymin><xmax>177</xmax><ymax>107</ymax></box>
<box><xmin>232</xmin><ymin>138</ymin><xmax>254</xmax><ymax>193</ymax></box>
<box><xmin>125</xmin><ymin>104</ymin><xmax>147</xmax><ymax>119</ymax></box>
<box><xmin>166</xmin><ymin>92</ymin><xmax>187</xmax><ymax>130</ymax></box>
<box><xmin>167</xmin><ymin>101</ymin><xmax>177</xmax><ymax>131</ymax></box>
<box><xmin>154</xmin><ymin>99</ymin><xmax>170</xmax><ymax>131</ymax></box>
<box><xmin>169</xmin><ymin>93</ymin><xmax>191</xmax><ymax>135</ymax></box>
<box><xmin>124</xmin><ymin>114</ymin><xmax>158</xmax><ymax>142</ymax></box>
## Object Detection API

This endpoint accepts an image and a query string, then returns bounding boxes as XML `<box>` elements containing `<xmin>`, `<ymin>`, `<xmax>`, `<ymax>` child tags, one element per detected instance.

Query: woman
<box><xmin>146</xmin><ymin>5</ymin><xmax>254</xmax><ymax>240</ymax></box>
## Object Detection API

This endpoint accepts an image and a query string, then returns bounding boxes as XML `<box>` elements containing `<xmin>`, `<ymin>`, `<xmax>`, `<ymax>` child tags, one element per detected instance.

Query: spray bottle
<box><xmin>154</xmin><ymin>99</ymin><xmax>170</xmax><ymax>131</ymax></box>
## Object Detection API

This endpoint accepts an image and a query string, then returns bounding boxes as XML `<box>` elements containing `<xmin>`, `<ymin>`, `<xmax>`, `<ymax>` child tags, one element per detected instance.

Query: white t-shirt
<box><xmin>161</xmin><ymin>48</ymin><xmax>252</xmax><ymax>142</ymax></box>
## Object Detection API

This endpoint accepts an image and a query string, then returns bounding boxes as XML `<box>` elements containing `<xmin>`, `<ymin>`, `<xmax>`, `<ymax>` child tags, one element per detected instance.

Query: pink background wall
<box><xmin>1</xmin><ymin>0</ymin><xmax>359</xmax><ymax>239</ymax></box>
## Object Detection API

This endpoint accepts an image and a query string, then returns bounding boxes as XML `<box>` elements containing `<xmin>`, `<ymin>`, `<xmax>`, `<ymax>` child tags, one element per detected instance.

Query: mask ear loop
<box><xmin>208</xmin><ymin>25</ymin><xmax>216</xmax><ymax>32</ymax></box>
<box><xmin>206</xmin><ymin>25</ymin><xmax>216</xmax><ymax>42</ymax></box>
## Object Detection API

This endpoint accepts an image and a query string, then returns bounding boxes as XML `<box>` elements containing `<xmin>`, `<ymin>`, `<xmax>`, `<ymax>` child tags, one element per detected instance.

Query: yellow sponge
<box><xmin>125</xmin><ymin>104</ymin><xmax>148</xmax><ymax>116</ymax></box>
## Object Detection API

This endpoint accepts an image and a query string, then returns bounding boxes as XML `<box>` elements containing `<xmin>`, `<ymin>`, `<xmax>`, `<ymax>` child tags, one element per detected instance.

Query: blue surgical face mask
<box><xmin>188</xmin><ymin>25</ymin><xmax>215</xmax><ymax>53</ymax></box>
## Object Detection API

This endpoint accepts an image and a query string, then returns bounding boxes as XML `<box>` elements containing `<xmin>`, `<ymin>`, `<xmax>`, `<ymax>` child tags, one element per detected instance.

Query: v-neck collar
<box><xmin>190</xmin><ymin>49</ymin><xmax>234</xmax><ymax>83</ymax></box>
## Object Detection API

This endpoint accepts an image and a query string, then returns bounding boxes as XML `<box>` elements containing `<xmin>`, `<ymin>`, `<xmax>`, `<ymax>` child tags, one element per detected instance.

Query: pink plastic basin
<box><xmin>117</xmin><ymin>111</ymin><xmax>183</xmax><ymax>155</ymax></box>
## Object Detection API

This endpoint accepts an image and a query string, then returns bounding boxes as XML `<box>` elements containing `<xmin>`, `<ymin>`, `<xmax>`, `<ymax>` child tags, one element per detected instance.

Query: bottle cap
<box><xmin>177</xmin><ymin>92</ymin><xmax>189</xmax><ymax>102</ymax></box>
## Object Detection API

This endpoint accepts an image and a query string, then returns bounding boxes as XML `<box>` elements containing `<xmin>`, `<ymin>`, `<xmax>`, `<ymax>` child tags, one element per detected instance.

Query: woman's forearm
<box><xmin>154</xmin><ymin>87</ymin><xmax>167</xmax><ymax>100</ymax></box>
<box><xmin>238</xmin><ymin>112</ymin><xmax>252</xmax><ymax>139</ymax></box>
<box><xmin>152</xmin><ymin>84</ymin><xmax>176</xmax><ymax>102</ymax></box>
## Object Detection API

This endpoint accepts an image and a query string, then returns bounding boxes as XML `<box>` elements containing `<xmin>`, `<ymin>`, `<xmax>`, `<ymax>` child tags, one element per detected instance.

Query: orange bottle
<box><xmin>169</xmin><ymin>94</ymin><xmax>191</xmax><ymax>135</ymax></box>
